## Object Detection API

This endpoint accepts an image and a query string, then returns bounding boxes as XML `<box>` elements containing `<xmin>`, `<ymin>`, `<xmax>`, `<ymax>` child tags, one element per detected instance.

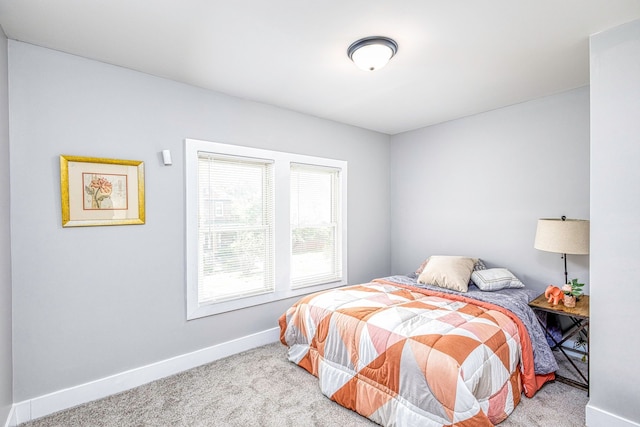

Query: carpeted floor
<box><xmin>20</xmin><ymin>343</ymin><xmax>589</xmax><ymax>426</ymax></box>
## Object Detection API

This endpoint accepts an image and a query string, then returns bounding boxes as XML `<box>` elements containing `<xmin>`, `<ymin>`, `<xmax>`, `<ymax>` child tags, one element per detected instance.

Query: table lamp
<box><xmin>534</xmin><ymin>216</ymin><xmax>590</xmax><ymax>284</ymax></box>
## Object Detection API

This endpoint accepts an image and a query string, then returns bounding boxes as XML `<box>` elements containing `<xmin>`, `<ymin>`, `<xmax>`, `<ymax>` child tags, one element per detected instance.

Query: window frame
<box><xmin>185</xmin><ymin>138</ymin><xmax>348</xmax><ymax>319</ymax></box>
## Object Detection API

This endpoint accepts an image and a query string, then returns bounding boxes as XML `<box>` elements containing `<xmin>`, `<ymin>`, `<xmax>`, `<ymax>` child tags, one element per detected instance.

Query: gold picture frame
<box><xmin>60</xmin><ymin>155</ymin><xmax>145</xmax><ymax>227</ymax></box>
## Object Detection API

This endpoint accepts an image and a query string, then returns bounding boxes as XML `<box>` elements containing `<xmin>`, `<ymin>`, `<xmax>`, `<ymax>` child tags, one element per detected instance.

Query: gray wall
<box><xmin>0</xmin><ymin>28</ymin><xmax>13</xmax><ymax>424</ymax></box>
<box><xmin>8</xmin><ymin>41</ymin><xmax>391</xmax><ymax>401</ymax></box>
<box><xmin>389</xmin><ymin>87</ymin><xmax>590</xmax><ymax>294</ymax></box>
<box><xmin>589</xmin><ymin>19</ymin><xmax>640</xmax><ymax>425</ymax></box>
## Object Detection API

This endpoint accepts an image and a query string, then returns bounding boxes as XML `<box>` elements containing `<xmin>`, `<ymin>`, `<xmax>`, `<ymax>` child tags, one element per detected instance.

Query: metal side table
<box><xmin>529</xmin><ymin>294</ymin><xmax>589</xmax><ymax>392</ymax></box>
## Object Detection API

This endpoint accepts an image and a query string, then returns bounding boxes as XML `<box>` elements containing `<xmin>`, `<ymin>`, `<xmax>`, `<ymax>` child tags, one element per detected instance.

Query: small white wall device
<box><xmin>162</xmin><ymin>149</ymin><xmax>172</xmax><ymax>166</ymax></box>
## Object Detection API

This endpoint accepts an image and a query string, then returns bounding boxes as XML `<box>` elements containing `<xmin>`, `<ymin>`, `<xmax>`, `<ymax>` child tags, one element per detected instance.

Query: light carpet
<box><xmin>20</xmin><ymin>343</ymin><xmax>589</xmax><ymax>426</ymax></box>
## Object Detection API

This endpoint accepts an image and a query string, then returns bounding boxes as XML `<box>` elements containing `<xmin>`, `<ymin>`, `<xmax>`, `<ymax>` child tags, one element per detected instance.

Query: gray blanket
<box><xmin>382</xmin><ymin>274</ymin><xmax>559</xmax><ymax>375</ymax></box>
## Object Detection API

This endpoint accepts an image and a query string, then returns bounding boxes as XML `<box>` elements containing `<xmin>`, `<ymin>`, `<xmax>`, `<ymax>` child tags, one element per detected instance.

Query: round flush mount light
<box><xmin>347</xmin><ymin>36</ymin><xmax>398</xmax><ymax>71</ymax></box>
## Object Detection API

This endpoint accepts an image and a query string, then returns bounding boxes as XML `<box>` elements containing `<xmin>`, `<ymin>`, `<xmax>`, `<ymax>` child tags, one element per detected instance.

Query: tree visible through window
<box><xmin>197</xmin><ymin>154</ymin><xmax>274</xmax><ymax>303</ymax></box>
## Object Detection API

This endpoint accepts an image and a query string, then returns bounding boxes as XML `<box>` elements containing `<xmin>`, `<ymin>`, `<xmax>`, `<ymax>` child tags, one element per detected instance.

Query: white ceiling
<box><xmin>1</xmin><ymin>1</ymin><xmax>639</xmax><ymax>135</ymax></box>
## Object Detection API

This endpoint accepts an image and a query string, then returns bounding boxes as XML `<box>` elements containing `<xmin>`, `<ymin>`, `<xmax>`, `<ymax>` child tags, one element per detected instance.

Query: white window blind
<box><xmin>197</xmin><ymin>152</ymin><xmax>274</xmax><ymax>303</ymax></box>
<box><xmin>290</xmin><ymin>163</ymin><xmax>342</xmax><ymax>288</ymax></box>
<box><xmin>186</xmin><ymin>138</ymin><xmax>347</xmax><ymax>319</ymax></box>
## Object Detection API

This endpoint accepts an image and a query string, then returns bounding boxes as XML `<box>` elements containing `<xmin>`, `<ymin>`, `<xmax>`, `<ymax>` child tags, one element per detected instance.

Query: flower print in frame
<box><xmin>60</xmin><ymin>155</ymin><xmax>145</xmax><ymax>227</ymax></box>
<box><xmin>84</xmin><ymin>174</ymin><xmax>124</xmax><ymax>210</ymax></box>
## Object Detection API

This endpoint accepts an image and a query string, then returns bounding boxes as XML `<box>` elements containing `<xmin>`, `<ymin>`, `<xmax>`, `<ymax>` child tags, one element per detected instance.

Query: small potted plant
<box><xmin>562</xmin><ymin>278</ymin><xmax>584</xmax><ymax>308</ymax></box>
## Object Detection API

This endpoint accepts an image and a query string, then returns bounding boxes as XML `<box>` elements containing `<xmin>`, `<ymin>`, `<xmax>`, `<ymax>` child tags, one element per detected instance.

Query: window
<box><xmin>197</xmin><ymin>153</ymin><xmax>274</xmax><ymax>303</ymax></box>
<box><xmin>186</xmin><ymin>139</ymin><xmax>347</xmax><ymax>319</ymax></box>
<box><xmin>290</xmin><ymin>163</ymin><xmax>342</xmax><ymax>288</ymax></box>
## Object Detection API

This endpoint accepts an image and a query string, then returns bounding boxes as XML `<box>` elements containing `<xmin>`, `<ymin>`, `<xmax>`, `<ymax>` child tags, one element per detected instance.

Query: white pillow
<box><xmin>416</xmin><ymin>256</ymin><xmax>477</xmax><ymax>292</ymax></box>
<box><xmin>414</xmin><ymin>257</ymin><xmax>487</xmax><ymax>276</ymax></box>
<box><xmin>471</xmin><ymin>268</ymin><xmax>525</xmax><ymax>291</ymax></box>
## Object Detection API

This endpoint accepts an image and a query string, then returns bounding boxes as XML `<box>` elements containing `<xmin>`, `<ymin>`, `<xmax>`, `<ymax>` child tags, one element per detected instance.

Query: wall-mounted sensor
<box><xmin>162</xmin><ymin>149</ymin><xmax>172</xmax><ymax>166</ymax></box>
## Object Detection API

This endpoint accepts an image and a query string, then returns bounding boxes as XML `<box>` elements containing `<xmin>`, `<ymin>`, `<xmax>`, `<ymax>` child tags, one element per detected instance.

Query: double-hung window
<box><xmin>290</xmin><ymin>163</ymin><xmax>342</xmax><ymax>288</ymax></box>
<box><xmin>196</xmin><ymin>153</ymin><xmax>274</xmax><ymax>303</ymax></box>
<box><xmin>186</xmin><ymin>139</ymin><xmax>347</xmax><ymax>319</ymax></box>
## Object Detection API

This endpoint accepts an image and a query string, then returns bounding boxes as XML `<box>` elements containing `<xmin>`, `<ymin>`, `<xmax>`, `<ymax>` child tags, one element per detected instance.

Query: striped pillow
<box><xmin>471</xmin><ymin>268</ymin><xmax>525</xmax><ymax>291</ymax></box>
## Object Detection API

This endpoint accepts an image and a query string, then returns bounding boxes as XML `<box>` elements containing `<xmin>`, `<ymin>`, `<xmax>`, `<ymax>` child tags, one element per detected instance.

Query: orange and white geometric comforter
<box><xmin>279</xmin><ymin>280</ymin><xmax>541</xmax><ymax>426</ymax></box>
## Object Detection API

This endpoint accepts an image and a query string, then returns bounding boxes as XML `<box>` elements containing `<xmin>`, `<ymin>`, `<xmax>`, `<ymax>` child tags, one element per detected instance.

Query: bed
<box><xmin>279</xmin><ymin>256</ymin><xmax>558</xmax><ymax>426</ymax></box>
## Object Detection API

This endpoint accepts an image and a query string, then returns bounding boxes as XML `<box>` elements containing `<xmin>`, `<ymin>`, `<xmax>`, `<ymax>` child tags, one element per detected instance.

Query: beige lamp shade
<box><xmin>534</xmin><ymin>218</ymin><xmax>590</xmax><ymax>255</ymax></box>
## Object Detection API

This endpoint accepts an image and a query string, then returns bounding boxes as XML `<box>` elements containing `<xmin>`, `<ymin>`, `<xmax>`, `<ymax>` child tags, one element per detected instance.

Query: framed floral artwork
<box><xmin>60</xmin><ymin>155</ymin><xmax>145</xmax><ymax>227</ymax></box>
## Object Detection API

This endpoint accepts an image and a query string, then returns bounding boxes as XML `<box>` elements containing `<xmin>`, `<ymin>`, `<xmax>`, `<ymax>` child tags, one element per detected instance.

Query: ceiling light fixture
<box><xmin>347</xmin><ymin>36</ymin><xmax>398</xmax><ymax>72</ymax></box>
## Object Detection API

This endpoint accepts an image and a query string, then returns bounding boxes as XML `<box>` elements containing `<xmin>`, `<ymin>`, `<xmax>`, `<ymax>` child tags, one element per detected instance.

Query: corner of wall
<box><xmin>0</xmin><ymin>23</ymin><xmax>14</xmax><ymax>427</ymax></box>
<box><xmin>3</xmin><ymin>405</ymin><xmax>18</xmax><ymax>427</ymax></box>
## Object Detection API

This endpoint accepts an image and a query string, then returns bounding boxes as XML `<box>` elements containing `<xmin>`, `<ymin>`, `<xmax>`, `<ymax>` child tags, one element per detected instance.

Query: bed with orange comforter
<box><xmin>279</xmin><ymin>276</ymin><xmax>556</xmax><ymax>426</ymax></box>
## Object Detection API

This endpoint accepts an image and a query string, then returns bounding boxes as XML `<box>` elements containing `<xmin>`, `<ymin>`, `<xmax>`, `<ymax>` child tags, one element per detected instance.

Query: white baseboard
<box><xmin>586</xmin><ymin>403</ymin><xmax>640</xmax><ymax>427</ymax></box>
<box><xmin>3</xmin><ymin>405</ymin><xmax>17</xmax><ymax>427</ymax></box>
<box><xmin>11</xmin><ymin>327</ymin><xmax>280</xmax><ymax>426</ymax></box>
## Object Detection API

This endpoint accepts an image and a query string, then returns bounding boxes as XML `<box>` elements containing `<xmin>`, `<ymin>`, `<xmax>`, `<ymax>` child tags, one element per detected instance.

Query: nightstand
<box><xmin>529</xmin><ymin>293</ymin><xmax>589</xmax><ymax>392</ymax></box>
